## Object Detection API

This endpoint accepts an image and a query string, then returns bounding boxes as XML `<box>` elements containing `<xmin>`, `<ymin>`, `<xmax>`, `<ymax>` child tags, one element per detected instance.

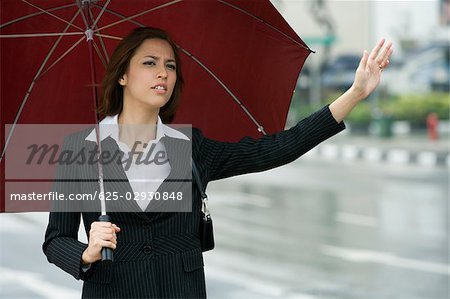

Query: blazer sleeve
<box><xmin>42</xmin><ymin>136</ymin><xmax>90</xmax><ymax>281</ymax></box>
<box><xmin>193</xmin><ymin>105</ymin><xmax>345</xmax><ymax>182</ymax></box>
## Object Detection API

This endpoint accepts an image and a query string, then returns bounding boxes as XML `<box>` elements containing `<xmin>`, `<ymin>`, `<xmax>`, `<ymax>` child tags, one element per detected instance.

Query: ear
<box><xmin>118</xmin><ymin>75</ymin><xmax>127</xmax><ymax>86</ymax></box>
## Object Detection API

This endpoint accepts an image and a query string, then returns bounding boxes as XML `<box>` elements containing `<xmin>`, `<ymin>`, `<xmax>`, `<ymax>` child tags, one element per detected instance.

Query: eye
<box><xmin>143</xmin><ymin>61</ymin><xmax>155</xmax><ymax>66</ymax></box>
<box><xmin>167</xmin><ymin>64</ymin><xmax>176</xmax><ymax>70</ymax></box>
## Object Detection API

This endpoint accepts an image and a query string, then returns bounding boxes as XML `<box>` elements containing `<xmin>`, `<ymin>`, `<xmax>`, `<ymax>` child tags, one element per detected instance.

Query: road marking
<box><xmin>320</xmin><ymin>245</ymin><xmax>450</xmax><ymax>276</ymax></box>
<box><xmin>1</xmin><ymin>213</ymin><xmax>89</xmax><ymax>244</ymax></box>
<box><xmin>206</xmin><ymin>265</ymin><xmax>285</xmax><ymax>297</ymax></box>
<box><xmin>386</xmin><ymin>149</ymin><xmax>409</xmax><ymax>164</ymax></box>
<box><xmin>417</xmin><ymin>152</ymin><xmax>437</xmax><ymax>166</ymax></box>
<box><xmin>341</xmin><ymin>145</ymin><xmax>358</xmax><ymax>160</ymax></box>
<box><xmin>0</xmin><ymin>266</ymin><xmax>79</xmax><ymax>299</ymax></box>
<box><xmin>321</xmin><ymin>144</ymin><xmax>339</xmax><ymax>159</ymax></box>
<box><xmin>335</xmin><ymin>212</ymin><xmax>378</xmax><ymax>227</ymax></box>
<box><xmin>206</xmin><ymin>265</ymin><xmax>317</xmax><ymax>299</ymax></box>
<box><xmin>363</xmin><ymin>147</ymin><xmax>382</xmax><ymax>162</ymax></box>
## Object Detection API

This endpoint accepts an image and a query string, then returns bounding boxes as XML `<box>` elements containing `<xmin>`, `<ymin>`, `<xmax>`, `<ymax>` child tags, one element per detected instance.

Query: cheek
<box><xmin>170</xmin><ymin>76</ymin><xmax>177</xmax><ymax>90</ymax></box>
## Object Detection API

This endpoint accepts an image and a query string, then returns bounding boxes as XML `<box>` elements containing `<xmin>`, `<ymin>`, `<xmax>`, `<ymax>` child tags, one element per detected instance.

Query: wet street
<box><xmin>205</xmin><ymin>156</ymin><xmax>449</xmax><ymax>299</ymax></box>
<box><xmin>1</xmin><ymin>156</ymin><xmax>448</xmax><ymax>299</ymax></box>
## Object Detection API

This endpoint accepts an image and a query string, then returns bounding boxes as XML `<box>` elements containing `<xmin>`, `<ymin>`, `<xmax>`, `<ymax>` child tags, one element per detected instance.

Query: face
<box><xmin>119</xmin><ymin>38</ymin><xmax>177</xmax><ymax>111</ymax></box>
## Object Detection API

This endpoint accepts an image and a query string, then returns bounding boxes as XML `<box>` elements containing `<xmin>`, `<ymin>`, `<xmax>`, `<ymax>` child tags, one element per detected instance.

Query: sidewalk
<box><xmin>307</xmin><ymin>132</ymin><xmax>449</xmax><ymax>168</ymax></box>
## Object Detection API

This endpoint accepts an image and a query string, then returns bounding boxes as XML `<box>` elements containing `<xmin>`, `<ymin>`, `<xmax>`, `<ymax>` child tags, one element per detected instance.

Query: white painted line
<box><xmin>417</xmin><ymin>152</ymin><xmax>437</xmax><ymax>167</ymax></box>
<box><xmin>205</xmin><ymin>265</ymin><xmax>285</xmax><ymax>297</ymax></box>
<box><xmin>386</xmin><ymin>149</ymin><xmax>409</xmax><ymax>164</ymax></box>
<box><xmin>3</xmin><ymin>213</ymin><xmax>89</xmax><ymax>244</ymax></box>
<box><xmin>0</xmin><ymin>266</ymin><xmax>79</xmax><ymax>299</ymax></box>
<box><xmin>336</xmin><ymin>212</ymin><xmax>378</xmax><ymax>227</ymax></box>
<box><xmin>205</xmin><ymin>264</ymin><xmax>317</xmax><ymax>299</ymax></box>
<box><xmin>321</xmin><ymin>144</ymin><xmax>339</xmax><ymax>159</ymax></box>
<box><xmin>341</xmin><ymin>145</ymin><xmax>358</xmax><ymax>160</ymax></box>
<box><xmin>285</xmin><ymin>295</ymin><xmax>317</xmax><ymax>299</ymax></box>
<box><xmin>320</xmin><ymin>245</ymin><xmax>450</xmax><ymax>276</ymax></box>
<box><xmin>363</xmin><ymin>147</ymin><xmax>382</xmax><ymax>162</ymax></box>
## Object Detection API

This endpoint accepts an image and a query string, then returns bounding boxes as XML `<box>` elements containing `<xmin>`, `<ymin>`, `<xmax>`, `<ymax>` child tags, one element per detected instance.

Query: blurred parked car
<box><xmin>381</xmin><ymin>42</ymin><xmax>450</xmax><ymax>94</ymax></box>
<box><xmin>320</xmin><ymin>54</ymin><xmax>360</xmax><ymax>91</ymax></box>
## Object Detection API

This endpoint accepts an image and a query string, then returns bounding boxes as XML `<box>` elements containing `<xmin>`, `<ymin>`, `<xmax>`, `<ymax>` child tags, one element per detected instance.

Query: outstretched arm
<box><xmin>329</xmin><ymin>38</ymin><xmax>393</xmax><ymax>123</ymax></box>
<box><xmin>194</xmin><ymin>106</ymin><xmax>345</xmax><ymax>182</ymax></box>
<box><xmin>193</xmin><ymin>39</ymin><xmax>393</xmax><ymax>182</ymax></box>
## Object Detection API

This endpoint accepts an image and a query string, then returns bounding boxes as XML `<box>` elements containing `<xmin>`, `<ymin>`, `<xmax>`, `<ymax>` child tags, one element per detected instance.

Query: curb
<box><xmin>305</xmin><ymin>143</ymin><xmax>449</xmax><ymax>168</ymax></box>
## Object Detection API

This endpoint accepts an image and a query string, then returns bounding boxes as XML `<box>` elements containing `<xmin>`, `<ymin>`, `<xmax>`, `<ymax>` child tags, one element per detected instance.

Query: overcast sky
<box><xmin>372</xmin><ymin>0</ymin><xmax>441</xmax><ymax>42</ymax></box>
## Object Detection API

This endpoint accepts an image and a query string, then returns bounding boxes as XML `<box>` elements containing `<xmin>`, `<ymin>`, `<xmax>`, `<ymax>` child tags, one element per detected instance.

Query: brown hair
<box><xmin>98</xmin><ymin>27</ymin><xmax>184</xmax><ymax>123</ymax></box>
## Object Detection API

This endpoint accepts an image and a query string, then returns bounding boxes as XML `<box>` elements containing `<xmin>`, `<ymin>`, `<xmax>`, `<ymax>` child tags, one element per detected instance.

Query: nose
<box><xmin>157</xmin><ymin>65</ymin><xmax>168</xmax><ymax>79</ymax></box>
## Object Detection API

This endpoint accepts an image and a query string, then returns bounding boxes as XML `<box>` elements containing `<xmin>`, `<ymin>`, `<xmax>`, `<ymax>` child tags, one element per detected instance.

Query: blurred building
<box><xmin>270</xmin><ymin>0</ymin><xmax>445</xmax><ymax>57</ymax></box>
<box><xmin>270</xmin><ymin>0</ymin><xmax>371</xmax><ymax>57</ymax></box>
<box><xmin>271</xmin><ymin>0</ymin><xmax>449</xmax><ymax>98</ymax></box>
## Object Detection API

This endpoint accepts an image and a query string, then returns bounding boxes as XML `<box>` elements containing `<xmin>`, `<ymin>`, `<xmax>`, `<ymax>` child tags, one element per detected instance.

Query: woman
<box><xmin>43</xmin><ymin>27</ymin><xmax>393</xmax><ymax>298</ymax></box>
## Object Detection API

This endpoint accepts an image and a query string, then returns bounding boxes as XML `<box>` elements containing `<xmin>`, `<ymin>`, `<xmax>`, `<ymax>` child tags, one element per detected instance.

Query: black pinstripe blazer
<box><xmin>43</xmin><ymin>105</ymin><xmax>345</xmax><ymax>299</ymax></box>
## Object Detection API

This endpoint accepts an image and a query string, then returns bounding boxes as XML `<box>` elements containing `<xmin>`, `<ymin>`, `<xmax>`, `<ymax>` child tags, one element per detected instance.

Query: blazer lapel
<box><xmin>82</xmin><ymin>135</ymin><xmax>192</xmax><ymax>215</ymax></box>
<box><xmin>82</xmin><ymin>137</ymin><xmax>143</xmax><ymax>214</ymax></box>
<box><xmin>144</xmin><ymin>136</ymin><xmax>193</xmax><ymax>213</ymax></box>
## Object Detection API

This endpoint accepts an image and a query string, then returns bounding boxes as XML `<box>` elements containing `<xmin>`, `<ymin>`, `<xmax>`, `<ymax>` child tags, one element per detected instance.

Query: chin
<box><xmin>141</xmin><ymin>99</ymin><xmax>170</xmax><ymax>110</ymax></box>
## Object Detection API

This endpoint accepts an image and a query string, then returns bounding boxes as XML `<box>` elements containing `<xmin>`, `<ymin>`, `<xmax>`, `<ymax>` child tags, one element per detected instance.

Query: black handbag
<box><xmin>192</xmin><ymin>159</ymin><xmax>215</xmax><ymax>252</ymax></box>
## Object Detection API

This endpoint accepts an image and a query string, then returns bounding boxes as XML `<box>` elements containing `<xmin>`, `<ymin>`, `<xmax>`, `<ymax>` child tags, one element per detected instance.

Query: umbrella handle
<box><xmin>98</xmin><ymin>215</ymin><xmax>114</xmax><ymax>263</ymax></box>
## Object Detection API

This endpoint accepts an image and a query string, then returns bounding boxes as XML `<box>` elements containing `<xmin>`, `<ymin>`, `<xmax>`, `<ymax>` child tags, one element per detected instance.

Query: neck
<box><xmin>119</xmin><ymin>104</ymin><xmax>160</xmax><ymax>125</ymax></box>
<box><xmin>118</xmin><ymin>104</ymin><xmax>160</xmax><ymax>145</ymax></box>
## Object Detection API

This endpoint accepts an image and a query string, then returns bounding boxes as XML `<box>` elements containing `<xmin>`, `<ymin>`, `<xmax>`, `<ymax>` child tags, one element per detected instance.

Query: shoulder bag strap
<box><xmin>191</xmin><ymin>159</ymin><xmax>211</xmax><ymax>220</ymax></box>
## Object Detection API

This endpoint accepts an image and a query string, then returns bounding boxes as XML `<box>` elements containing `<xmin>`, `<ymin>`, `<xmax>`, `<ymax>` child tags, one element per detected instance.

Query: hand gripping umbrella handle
<box><xmin>98</xmin><ymin>215</ymin><xmax>114</xmax><ymax>263</ymax></box>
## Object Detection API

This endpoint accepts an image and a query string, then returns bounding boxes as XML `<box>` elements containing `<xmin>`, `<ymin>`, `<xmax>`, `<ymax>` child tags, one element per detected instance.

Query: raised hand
<box><xmin>351</xmin><ymin>38</ymin><xmax>393</xmax><ymax>99</ymax></box>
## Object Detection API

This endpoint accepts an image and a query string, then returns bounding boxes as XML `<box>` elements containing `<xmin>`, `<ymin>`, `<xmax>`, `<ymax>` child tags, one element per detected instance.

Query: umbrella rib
<box><xmin>94</xmin><ymin>33</ymin><xmax>123</xmax><ymax>41</ymax></box>
<box><xmin>92</xmin><ymin>40</ymin><xmax>108</xmax><ymax>68</ymax></box>
<box><xmin>92</xmin><ymin>4</ymin><xmax>144</xmax><ymax>28</ymax></box>
<box><xmin>37</xmin><ymin>36</ymin><xmax>85</xmax><ymax>81</ymax></box>
<box><xmin>92</xmin><ymin>0</ymin><xmax>111</xmax><ymax>29</ymax></box>
<box><xmin>94</xmin><ymin>0</ymin><xmax>183</xmax><ymax>32</ymax></box>
<box><xmin>0</xmin><ymin>32</ymin><xmax>83</xmax><ymax>38</ymax></box>
<box><xmin>88</xmin><ymin>2</ymin><xmax>267</xmax><ymax>135</ymax></box>
<box><xmin>0</xmin><ymin>3</ymin><xmax>77</xmax><ymax>29</ymax></box>
<box><xmin>96</xmin><ymin>33</ymin><xmax>110</xmax><ymax>63</ymax></box>
<box><xmin>179</xmin><ymin>48</ymin><xmax>267</xmax><ymax>135</ymax></box>
<box><xmin>216</xmin><ymin>0</ymin><xmax>312</xmax><ymax>52</ymax></box>
<box><xmin>1</xmin><ymin>10</ymin><xmax>82</xmax><ymax>162</ymax></box>
<box><xmin>78</xmin><ymin>2</ymin><xmax>91</xmax><ymax>30</ymax></box>
<box><xmin>88</xmin><ymin>10</ymin><xmax>110</xmax><ymax>64</ymax></box>
<box><xmin>21</xmin><ymin>0</ymin><xmax>83</xmax><ymax>31</ymax></box>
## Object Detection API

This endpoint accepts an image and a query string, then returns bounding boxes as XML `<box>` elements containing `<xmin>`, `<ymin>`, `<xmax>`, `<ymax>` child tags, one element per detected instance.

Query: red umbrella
<box><xmin>0</xmin><ymin>0</ymin><xmax>312</xmax><ymax>211</ymax></box>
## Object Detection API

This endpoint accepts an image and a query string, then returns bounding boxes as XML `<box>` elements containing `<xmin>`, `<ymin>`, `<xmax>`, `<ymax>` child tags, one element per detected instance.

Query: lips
<box><xmin>151</xmin><ymin>83</ymin><xmax>167</xmax><ymax>91</ymax></box>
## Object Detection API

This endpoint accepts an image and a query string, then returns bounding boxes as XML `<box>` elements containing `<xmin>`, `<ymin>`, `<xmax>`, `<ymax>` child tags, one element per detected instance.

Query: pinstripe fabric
<box><xmin>43</xmin><ymin>105</ymin><xmax>345</xmax><ymax>298</ymax></box>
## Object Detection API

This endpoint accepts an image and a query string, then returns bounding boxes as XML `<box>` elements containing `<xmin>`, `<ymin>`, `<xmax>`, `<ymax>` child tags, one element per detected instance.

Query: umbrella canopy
<box><xmin>0</xmin><ymin>0</ymin><xmax>312</xmax><ymax>210</ymax></box>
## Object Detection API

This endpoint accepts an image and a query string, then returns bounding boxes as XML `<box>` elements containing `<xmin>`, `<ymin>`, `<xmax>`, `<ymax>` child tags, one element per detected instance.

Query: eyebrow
<box><xmin>144</xmin><ymin>55</ymin><xmax>176</xmax><ymax>63</ymax></box>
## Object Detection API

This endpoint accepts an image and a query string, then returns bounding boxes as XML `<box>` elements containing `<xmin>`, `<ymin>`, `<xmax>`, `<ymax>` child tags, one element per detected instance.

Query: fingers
<box><xmin>112</xmin><ymin>224</ymin><xmax>121</xmax><ymax>233</ymax></box>
<box><xmin>89</xmin><ymin>221</ymin><xmax>120</xmax><ymax>249</ymax></box>
<box><xmin>359</xmin><ymin>50</ymin><xmax>369</xmax><ymax>69</ymax></box>
<box><xmin>368</xmin><ymin>38</ymin><xmax>386</xmax><ymax>61</ymax></box>
<box><xmin>366</xmin><ymin>38</ymin><xmax>393</xmax><ymax>71</ymax></box>
<box><xmin>93</xmin><ymin>239</ymin><xmax>117</xmax><ymax>250</ymax></box>
<box><xmin>378</xmin><ymin>44</ymin><xmax>393</xmax><ymax>68</ymax></box>
<box><xmin>92</xmin><ymin>221</ymin><xmax>120</xmax><ymax>232</ymax></box>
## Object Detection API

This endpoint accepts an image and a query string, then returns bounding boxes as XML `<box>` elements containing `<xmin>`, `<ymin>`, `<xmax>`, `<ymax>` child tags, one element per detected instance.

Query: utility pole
<box><xmin>308</xmin><ymin>0</ymin><xmax>335</xmax><ymax>107</ymax></box>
